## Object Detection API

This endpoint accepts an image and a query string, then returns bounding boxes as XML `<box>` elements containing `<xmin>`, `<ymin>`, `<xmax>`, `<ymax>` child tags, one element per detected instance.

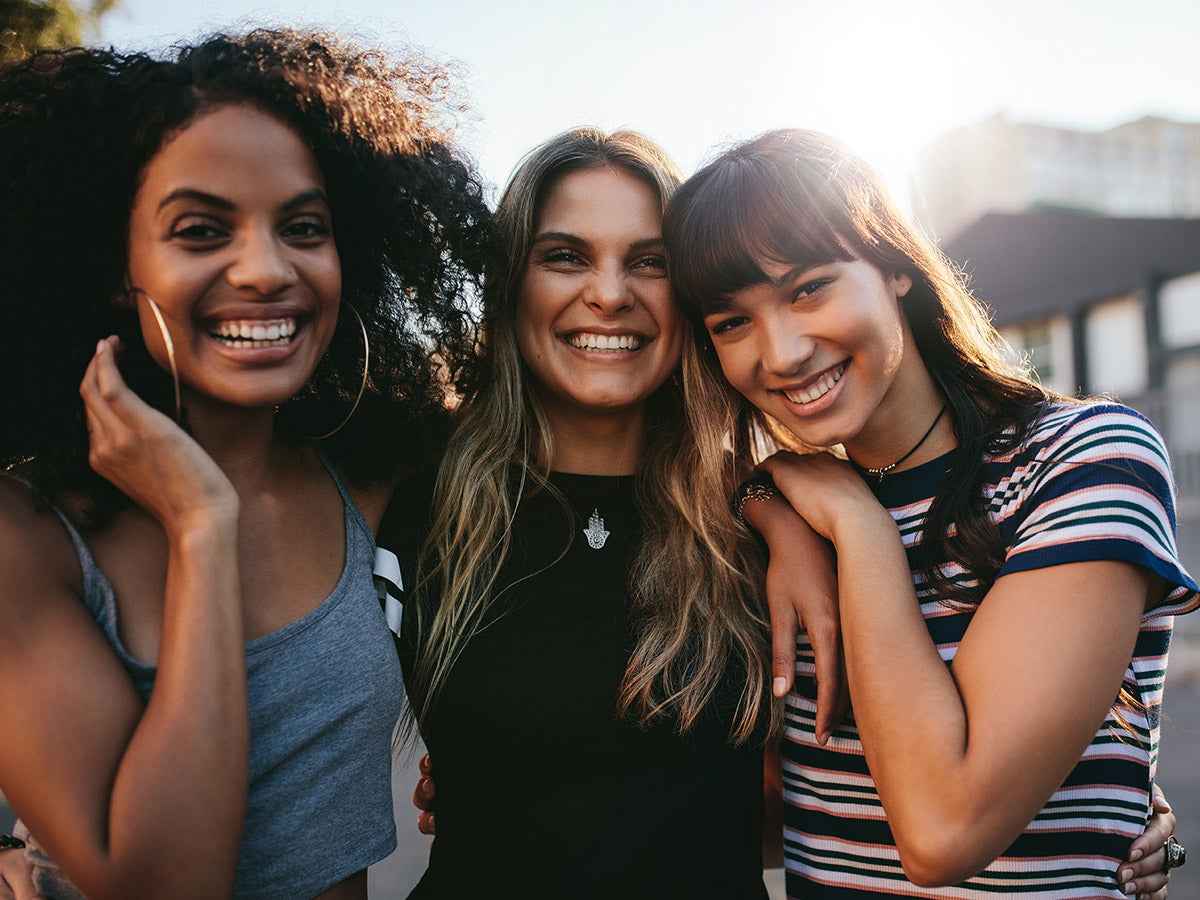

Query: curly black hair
<box><xmin>0</xmin><ymin>28</ymin><xmax>492</xmax><ymax>524</ymax></box>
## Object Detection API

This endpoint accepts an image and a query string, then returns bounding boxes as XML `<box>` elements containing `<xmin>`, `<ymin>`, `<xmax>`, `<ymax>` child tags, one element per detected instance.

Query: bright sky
<box><xmin>99</xmin><ymin>0</ymin><xmax>1200</xmax><ymax>206</ymax></box>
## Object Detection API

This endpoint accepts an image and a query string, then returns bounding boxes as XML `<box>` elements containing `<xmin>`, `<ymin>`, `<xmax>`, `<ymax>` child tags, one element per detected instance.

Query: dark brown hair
<box><xmin>0</xmin><ymin>29</ymin><xmax>490</xmax><ymax>523</ymax></box>
<box><xmin>664</xmin><ymin>129</ymin><xmax>1058</xmax><ymax>602</ymax></box>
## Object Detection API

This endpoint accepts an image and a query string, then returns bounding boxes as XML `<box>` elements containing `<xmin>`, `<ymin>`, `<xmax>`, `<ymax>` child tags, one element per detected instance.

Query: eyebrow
<box><xmin>769</xmin><ymin>263</ymin><xmax>816</xmax><ymax>287</ymax></box>
<box><xmin>702</xmin><ymin>262</ymin><xmax>823</xmax><ymax>315</ymax></box>
<box><xmin>157</xmin><ymin>188</ymin><xmax>329</xmax><ymax>213</ymax></box>
<box><xmin>529</xmin><ymin>231</ymin><xmax>665</xmax><ymax>252</ymax></box>
<box><xmin>703</xmin><ymin>295</ymin><xmax>738</xmax><ymax>315</ymax></box>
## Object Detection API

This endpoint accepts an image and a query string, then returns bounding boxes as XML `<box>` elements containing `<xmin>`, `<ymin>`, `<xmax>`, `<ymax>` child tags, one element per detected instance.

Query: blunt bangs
<box><xmin>665</xmin><ymin>139</ymin><xmax>853</xmax><ymax>318</ymax></box>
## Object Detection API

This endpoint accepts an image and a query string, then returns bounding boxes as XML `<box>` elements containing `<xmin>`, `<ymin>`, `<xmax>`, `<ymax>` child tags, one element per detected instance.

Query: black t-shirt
<box><xmin>380</xmin><ymin>471</ymin><xmax>767</xmax><ymax>900</ymax></box>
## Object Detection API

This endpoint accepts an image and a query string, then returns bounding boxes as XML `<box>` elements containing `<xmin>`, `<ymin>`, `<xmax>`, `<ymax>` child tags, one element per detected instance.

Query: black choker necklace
<box><xmin>860</xmin><ymin>405</ymin><xmax>947</xmax><ymax>481</ymax></box>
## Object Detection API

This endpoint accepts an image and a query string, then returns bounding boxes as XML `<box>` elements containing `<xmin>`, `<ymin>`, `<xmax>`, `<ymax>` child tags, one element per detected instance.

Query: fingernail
<box><xmin>1129</xmin><ymin>848</ymin><xmax>1143</xmax><ymax>861</ymax></box>
<box><xmin>817</xmin><ymin>731</ymin><xmax>830</xmax><ymax>746</ymax></box>
<box><xmin>773</xmin><ymin>677</ymin><xmax>787</xmax><ymax>697</ymax></box>
<box><xmin>1122</xmin><ymin>883</ymin><xmax>1134</xmax><ymax>895</ymax></box>
<box><xmin>1120</xmin><ymin>867</ymin><xmax>1133</xmax><ymax>881</ymax></box>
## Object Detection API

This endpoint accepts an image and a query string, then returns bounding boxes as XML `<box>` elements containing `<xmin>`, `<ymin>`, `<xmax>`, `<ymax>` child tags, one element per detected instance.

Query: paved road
<box><xmin>1156</xmin><ymin>612</ymin><xmax>1200</xmax><ymax>899</ymax></box>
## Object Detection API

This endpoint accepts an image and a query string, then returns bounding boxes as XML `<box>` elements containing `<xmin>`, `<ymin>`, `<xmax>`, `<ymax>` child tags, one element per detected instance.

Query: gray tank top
<box><xmin>16</xmin><ymin>460</ymin><xmax>404</xmax><ymax>899</ymax></box>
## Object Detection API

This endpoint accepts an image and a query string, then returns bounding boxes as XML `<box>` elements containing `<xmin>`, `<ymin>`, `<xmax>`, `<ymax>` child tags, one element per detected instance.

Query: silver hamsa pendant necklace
<box><xmin>583</xmin><ymin>508</ymin><xmax>610</xmax><ymax>550</ymax></box>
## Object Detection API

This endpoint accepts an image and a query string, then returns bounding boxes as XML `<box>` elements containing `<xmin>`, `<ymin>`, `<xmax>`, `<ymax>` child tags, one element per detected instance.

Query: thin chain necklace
<box><xmin>860</xmin><ymin>404</ymin><xmax>948</xmax><ymax>481</ymax></box>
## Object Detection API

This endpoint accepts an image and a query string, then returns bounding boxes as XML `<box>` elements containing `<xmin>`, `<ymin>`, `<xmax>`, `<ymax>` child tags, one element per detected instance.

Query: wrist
<box><xmin>165</xmin><ymin>500</ymin><xmax>240</xmax><ymax>548</ymax></box>
<box><xmin>732</xmin><ymin>475</ymin><xmax>780</xmax><ymax>524</ymax></box>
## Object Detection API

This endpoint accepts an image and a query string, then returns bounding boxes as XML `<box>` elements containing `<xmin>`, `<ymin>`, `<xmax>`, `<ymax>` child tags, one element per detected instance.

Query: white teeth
<box><xmin>567</xmin><ymin>333</ymin><xmax>645</xmax><ymax>351</ymax></box>
<box><xmin>783</xmin><ymin>364</ymin><xmax>846</xmax><ymax>405</ymax></box>
<box><xmin>209</xmin><ymin>317</ymin><xmax>298</xmax><ymax>347</ymax></box>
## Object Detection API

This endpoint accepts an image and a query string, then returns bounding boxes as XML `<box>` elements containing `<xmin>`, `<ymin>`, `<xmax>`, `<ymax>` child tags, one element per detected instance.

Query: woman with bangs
<box><xmin>663</xmin><ymin>128</ymin><xmax>1193</xmax><ymax>899</ymax></box>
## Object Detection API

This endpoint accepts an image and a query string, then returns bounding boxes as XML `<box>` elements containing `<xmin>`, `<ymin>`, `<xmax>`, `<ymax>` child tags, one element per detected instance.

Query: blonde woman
<box><xmin>379</xmin><ymin>128</ymin><xmax>818</xmax><ymax>899</ymax></box>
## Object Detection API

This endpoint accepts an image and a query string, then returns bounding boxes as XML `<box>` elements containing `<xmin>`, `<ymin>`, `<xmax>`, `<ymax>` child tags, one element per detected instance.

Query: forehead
<box><xmin>137</xmin><ymin>104</ymin><xmax>324</xmax><ymax>204</ymax></box>
<box><xmin>535</xmin><ymin>167</ymin><xmax>662</xmax><ymax>238</ymax></box>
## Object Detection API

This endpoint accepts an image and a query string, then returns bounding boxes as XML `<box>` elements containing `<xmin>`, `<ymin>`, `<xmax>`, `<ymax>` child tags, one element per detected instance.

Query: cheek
<box><xmin>513</xmin><ymin>311</ymin><xmax>545</xmax><ymax>377</ymax></box>
<box><xmin>714</xmin><ymin>343</ymin><xmax>753</xmax><ymax>393</ymax></box>
<box><xmin>875</xmin><ymin>304</ymin><xmax>909</xmax><ymax>375</ymax></box>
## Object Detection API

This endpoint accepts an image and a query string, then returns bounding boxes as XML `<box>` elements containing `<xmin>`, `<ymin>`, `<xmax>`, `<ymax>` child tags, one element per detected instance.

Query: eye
<box><xmin>631</xmin><ymin>254</ymin><xmax>667</xmax><ymax>275</ymax></box>
<box><xmin>705</xmin><ymin>314</ymin><xmax>749</xmax><ymax>337</ymax></box>
<box><xmin>792</xmin><ymin>279</ymin><xmax>831</xmax><ymax>302</ymax></box>
<box><xmin>281</xmin><ymin>216</ymin><xmax>332</xmax><ymax>244</ymax></box>
<box><xmin>170</xmin><ymin>217</ymin><xmax>227</xmax><ymax>244</ymax></box>
<box><xmin>540</xmin><ymin>248</ymin><xmax>586</xmax><ymax>267</ymax></box>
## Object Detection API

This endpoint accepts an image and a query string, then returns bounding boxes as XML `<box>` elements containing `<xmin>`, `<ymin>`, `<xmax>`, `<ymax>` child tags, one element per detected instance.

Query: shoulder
<box><xmin>1021</xmin><ymin>401</ymin><xmax>1166</xmax><ymax>467</ymax></box>
<box><xmin>0</xmin><ymin>477</ymin><xmax>82</xmax><ymax>600</ymax></box>
<box><xmin>0</xmin><ymin>477</ymin><xmax>88</xmax><ymax>667</ymax></box>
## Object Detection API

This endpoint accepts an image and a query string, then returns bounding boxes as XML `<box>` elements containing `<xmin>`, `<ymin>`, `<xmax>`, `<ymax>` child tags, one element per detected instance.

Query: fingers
<box><xmin>80</xmin><ymin>338</ymin><xmax>125</xmax><ymax>441</ymax></box>
<box><xmin>768</xmin><ymin>594</ymin><xmax>798</xmax><ymax>698</ymax></box>
<box><xmin>809</xmin><ymin>619</ymin><xmax>844</xmax><ymax>745</ymax></box>
<box><xmin>413</xmin><ymin>752</ymin><xmax>436</xmax><ymax>835</ymax></box>
<box><xmin>1118</xmin><ymin>842</ymin><xmax>1168</xmax><ymax>898</ymax></box>
<box><xmin>1117</xmin><ymin>789</ymin><xmax>1177</xmax><ymax>898</ymax></box>
<box><xmin>417</xmin><ymin>811</ymin><xmax>436</xmax><ymax>836</ymax></box>
<box><xmin>413</xmin><ymin>773</ymin><xmax>435</xmax><ymax>811</ymax></box>
<box><xmin>1126</xmin><ymin>795</ymin><xmax>1175</xmax><ymax>863</ymax></box>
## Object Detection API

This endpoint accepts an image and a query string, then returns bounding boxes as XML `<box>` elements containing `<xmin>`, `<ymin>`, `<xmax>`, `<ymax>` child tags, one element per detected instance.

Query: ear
<box><xmin>891</xmin><ymin>273</ymin><xmax>912</xmax><ymax>299</ymax></box>
<box><xmin>113</xmin><ymin>281</ymin><xmax>137</xmax><ymax>309</ymax></box>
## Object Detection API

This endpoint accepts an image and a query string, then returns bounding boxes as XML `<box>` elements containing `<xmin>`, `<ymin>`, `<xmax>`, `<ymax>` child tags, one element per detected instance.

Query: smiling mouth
<box><xmin>208</xmin><ymin>317</ymin><xmax>298</xmax><ymax>349</ymax></box>
<box><xmin>782</xmin><ymin>362</ymin><xmax>847</xmax><ymax>405</ymax></box>
<box><xmin>566</xmin><ymin>332</ymin><xmax>647</xmax><ymax>352</ymax></box>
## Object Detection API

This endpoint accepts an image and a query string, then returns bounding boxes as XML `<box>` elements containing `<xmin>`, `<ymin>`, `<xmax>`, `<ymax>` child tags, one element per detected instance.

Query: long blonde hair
<box><xmin>407</xmin><ymin>128</ymin><xmax>777</xmax><ymax>745</ymax></box>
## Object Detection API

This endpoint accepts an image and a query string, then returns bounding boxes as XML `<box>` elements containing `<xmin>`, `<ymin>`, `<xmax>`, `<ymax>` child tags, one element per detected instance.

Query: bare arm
<box><xmin>0</xmin><ymin>338</ymin><xmax>247</xmax><ymax>900</ymax></box>
<box><xmin>741</xmin><ymin>493</ymin><xmax>848</xmax><ymax>742</ymax></box>
<box><xmin>760</xmin><ymin>450</ymin><xmax>1154</xmax><ymax>886</ymax></box>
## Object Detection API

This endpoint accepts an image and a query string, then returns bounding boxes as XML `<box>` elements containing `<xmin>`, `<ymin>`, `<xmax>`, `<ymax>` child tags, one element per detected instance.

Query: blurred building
<box><xmin>936</xmin><ymin>209</ymin><xmax>1200</xmax><ymax>559</ymax></box>
<box><xmin>914</xmin><ymin>114</ymin><xmax>1200</xmax><ymax>242</ymax></box>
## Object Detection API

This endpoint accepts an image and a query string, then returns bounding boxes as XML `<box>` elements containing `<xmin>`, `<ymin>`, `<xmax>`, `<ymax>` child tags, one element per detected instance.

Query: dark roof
<box><xmin>939</xmin><ymin>211</ymin><xmax>1200</xmax><ymax>327</ymax></box>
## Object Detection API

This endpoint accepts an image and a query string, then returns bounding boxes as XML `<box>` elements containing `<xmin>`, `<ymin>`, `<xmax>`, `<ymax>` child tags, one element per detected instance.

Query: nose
<box><xmin>225</xmin><ymin>227</ymin><xmax>297</xmax><ymax>295</ymax></box>
<box><xmin>758</xmin><ymin>313</ymin><xmax>815</xmax><ymax>377</ymax></box>
<box><xmin>582</xmin><ymin>263</ymin><xmax>633</xmax><ymax>315</ymax></box>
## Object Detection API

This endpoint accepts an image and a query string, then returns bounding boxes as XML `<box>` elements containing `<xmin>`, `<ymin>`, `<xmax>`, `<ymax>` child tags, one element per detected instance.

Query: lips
<box><xmin>781</xmin><ymin>362</ymin><xmax>847</xmax><ymax>405</ymax></box>
<box><xmin>208</xmin><ymin>317</ymin><xmax>298</xmax><ymax>349</ymax></box>
<box><xmin>565</xmin><ymin>332</ymin><xmax>647</xmax><ymax>352</ymax></box>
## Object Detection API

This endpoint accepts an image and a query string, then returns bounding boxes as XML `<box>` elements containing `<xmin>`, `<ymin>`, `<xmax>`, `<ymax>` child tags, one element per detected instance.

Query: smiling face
<box><xmin>704</xmin><ymin>254</ymin><xmax>939</xmax><ymax>461</ymax></box>
<box><xmin>125</xmin><ymin>103</ymin><xmax>341</xmax><ymax>414</ymax></box>
<box><xmin>515</xmin><ymin>165</ymin><xmax>682</xmax><ymax>428</ymax></box>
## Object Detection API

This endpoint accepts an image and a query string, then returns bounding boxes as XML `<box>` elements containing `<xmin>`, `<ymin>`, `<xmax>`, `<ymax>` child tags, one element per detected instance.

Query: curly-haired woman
<box><xmin>0</xmin><ymin>29</ymin><xmax>488</xmax><ymax>900</ymax></box>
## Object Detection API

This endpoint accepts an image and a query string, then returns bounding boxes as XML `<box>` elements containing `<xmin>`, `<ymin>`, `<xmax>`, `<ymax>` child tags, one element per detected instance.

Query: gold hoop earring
<box><xmin>294</xmin><ymin>302</ymin><xmax>370</xmax><ymax>442</ymax></box>
<box><xmin>133</xmin><ymin>289</ymin><xmax>182</xmax><ymax>424</ymax></box>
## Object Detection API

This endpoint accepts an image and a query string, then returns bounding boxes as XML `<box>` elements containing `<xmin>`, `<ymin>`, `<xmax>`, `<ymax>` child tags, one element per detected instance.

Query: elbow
<box><xmin>894</xmin><ymin>820</ymin><xmax>993</xmax><ymax>888</ymax></box>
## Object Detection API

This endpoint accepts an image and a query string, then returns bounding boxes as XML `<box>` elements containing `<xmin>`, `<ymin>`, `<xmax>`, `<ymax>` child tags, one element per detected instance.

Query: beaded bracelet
<box><xmin>731</xmin><ymin>475</ymin><xmax>780</xmax><ymax>523</ymax></box>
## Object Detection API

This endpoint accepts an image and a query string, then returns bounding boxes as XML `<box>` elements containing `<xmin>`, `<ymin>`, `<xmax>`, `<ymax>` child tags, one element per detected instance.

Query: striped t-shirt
<box><xmin>782</xmin><ymin>402</ymin><xmax>1198</xmax><ymax>899</ymax></box>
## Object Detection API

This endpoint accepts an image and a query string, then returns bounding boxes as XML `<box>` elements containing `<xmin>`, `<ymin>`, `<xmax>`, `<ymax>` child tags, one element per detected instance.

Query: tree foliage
<box><xmin>1</xmin><ymin>0</ymin><xmax>119</xmax><ymax>64</ymax></box>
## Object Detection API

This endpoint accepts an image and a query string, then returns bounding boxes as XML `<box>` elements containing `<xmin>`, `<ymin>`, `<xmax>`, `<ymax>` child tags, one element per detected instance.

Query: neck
<box><xmin>183</xmin><ymin>395</ymin><xmax>297</xmax><ymax>491</ymax></box>
<box><xmin>544</xmin><ymin>405</ymin><xmax>645</xmax><ymax>476</ymax></box>
<box><xmin>844</xmin><ymin>355</ymin><xmax>955</xmax><ymax>475</ymax></box>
